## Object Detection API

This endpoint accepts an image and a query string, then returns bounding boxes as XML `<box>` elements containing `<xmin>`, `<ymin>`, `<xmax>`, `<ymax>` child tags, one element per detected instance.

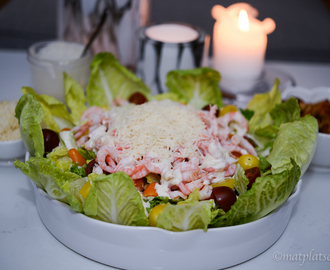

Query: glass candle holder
<box><xmin>27</xmin><ymin>40</ymin><xmax>91</xmax><ymax>102</ymax></box>
<box><xmin>136</xmin><ymin>23</ymin><xmax>209</xmax><ymax>95</ymax></box>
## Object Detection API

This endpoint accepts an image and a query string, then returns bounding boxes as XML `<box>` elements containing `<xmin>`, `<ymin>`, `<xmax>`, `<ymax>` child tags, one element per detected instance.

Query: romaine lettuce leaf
<box><xmin>22</xmin><ymin>87</ymin><xmax>74</xmax><ymax>132</ymax></box>
<box><xmin>15</xmin><ymin>93</ymin><xmax>44</xmax><ymax>157</ymax></box>
<box><xmin>234</xmin><ymin>164</ymin><xmax>249</xmax><ymax>195</ymax></box>
<box><xmin>14</xmin><ymin>157</ymin><xmax>82</xmax><ymax>212</ymax></box>
<box><xmin>270</xmin><ymin>97</ymin><xmax>301</xmax><ymax>127</ymax></box>
<box><xmin>165</xmin><ymin>67</ymin><xmax>223</xmax><ymax>109</ymax></box>
<box><xmin>63</xmin><ymin>72</ymin><xmax>87</xmax><ymax>124</ymax></box>
<box><xmin>47</xmin><ymin>146</ymin><xmax>72</xmax><ymax>171</ymax></box>
<box><xmin>86</xmin><ymin>52</ymin><xmax>151</xmax><ymax>107</ymax></box>
<box><xmin>156</xmin><ymin>189</ymin><xmax>218</xmax><ymax>232</ymax></box>
<box><xmin>248</xmin><ymin>95</ymin><xmax>302</xmax><ymax>157</ymax></box>
<box><xmin>267</xmin><ymin>115</ymin><xmax>318</xmax><ymax>176</ymax></box>
<box><xmin>210</xmin><ymin>159</ymin><xmax>300</xmax><ymax>227</ymax></box>
<box><xmin>247</xmin><ymin>78</ymin><xmax>281</xmax><ymax>133</ymax></box>
<box><xmin>83</xmin><ymin>172</ymin><xmax>149</xmax><ymax>226</ymax></box>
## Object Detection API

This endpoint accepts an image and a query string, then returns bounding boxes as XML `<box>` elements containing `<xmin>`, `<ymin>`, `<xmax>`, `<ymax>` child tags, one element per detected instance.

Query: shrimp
<box><xmin>218</xmin><ymin>111</ymin><xmax>248</xmax><ymax>136</ymax></box>
<box><xmin>223</xmin><ymin>164</ymin><xmax>236</xmax><ymax>177</ymax></box>
<box><xmin>96</xmin><ymin>145</ymin><xmax>117</xmax><ymax>173</ymax></box>
<box><xmin>169</xmin><ymin>190</ymin><xmax>187</xmax><ymax>200</ymax></box>
<box><xmin>181</xmin><ymin>171</ymin><xmax>201</xmax><ymax>183</ymax></box>
<box><xmin>72</xmin><ymin>121</ymin><xmax>90</xmax><ymax>139</ymax></box>
<box><xmin>81</xmin><ymin>106</ymin><xmax>104</xmax><ymax>125</ymax></box>
<box><xmin>130</xmin><ymin>165</ymin><xmax>149</xmax><ymax>179</ymax></box>
<box><xmin>185</xmin><ymin>179</ymin><xmax>204</xmax><ymax>193</ymax></box>
<box><xmin>118</xmin><ymin>163</ymin><xmax>148</xmax><ymax>179</ymax></box>
<box><xmin>199</xmin><ymin>185</ymin><xmax>212</xmax><ymax>200</ymax></box>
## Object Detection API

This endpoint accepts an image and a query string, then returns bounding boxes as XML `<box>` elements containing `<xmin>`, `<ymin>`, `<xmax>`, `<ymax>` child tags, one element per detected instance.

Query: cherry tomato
<box><xmin>42</xmin><ymin>129</ymin><xmax>60</xmax><ymax>153</ymax></box>
<box><xmin>133</xmin><ymin>178</ymin><xmax>146</xmax><ymax>192</ymax></box>
<box><xmin>60</xmin><ymin>127</ymin><xmax>71</xmax><ymax>132</ymax></box>
<box><xmin>237</xmin><ymin>154</ymin><xmax>260</xmax><ymax>171</ymax></box>
<box><xmin>68</xmin><ymin>149</ymin><xmax>86</xmax><ymax>166</ymax></box>
<box><xmin>219</xmin><ymin>105</ymin><xmax>238</xmax><ymax>117</ymax></box>
<box><xmin>86</xmin><ymin>159</ymin><xmax>96</xmax><ymax>175</ymax></box>
<box><xmin>245</xmin><ymin>167</ymin><xmax>261</xmax><ymax>190</ymax></box>
<box><xmin>142</xmin><ymin>182</ymin><xmax>158</xmax><ymax>197</ymax></box>
<box><xmin>212</xmin><ymin>178</ymin><xmax>235</xmax><ymax>190</ymax></box>
<box><xmin>211</xmin><ymin>186</ymin><xmax>237</xmax><ymax>212</ymax></box>
<box><xmin>149</xmin><ymin>204</ymin><xmax>166</xmax><ymax>227</ymax></box>
<box><xmin>129</xmin><ymin>92</ymin><xmax>147</xmax><ymax>105</ymax></box>
<box><xmin>79</xmin><ymin>180</ymin><xmax>91</xmax><ymax>199</ymax></box>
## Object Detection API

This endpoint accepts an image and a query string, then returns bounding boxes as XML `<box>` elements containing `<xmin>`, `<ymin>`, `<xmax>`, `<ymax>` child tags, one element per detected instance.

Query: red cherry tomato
<box><xmin>68</xmin><ymin>149</ymin><xmax>86</xmax><ymax>166</ymax></box>
<box><xmin>212</xmin><ymin>186</ymin><xmax>237</xmax><ymax>212</ymax></box>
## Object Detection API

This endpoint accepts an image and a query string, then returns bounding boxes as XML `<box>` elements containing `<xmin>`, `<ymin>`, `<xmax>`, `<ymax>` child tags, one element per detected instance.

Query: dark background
<box><xmin>0</xmin><ymin>0</ymin><xmax>330</xmax><ymax>62</ymax></box>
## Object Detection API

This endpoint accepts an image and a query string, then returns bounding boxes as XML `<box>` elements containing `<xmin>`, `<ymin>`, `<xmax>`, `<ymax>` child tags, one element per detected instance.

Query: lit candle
<box><xmin>211</xmin><ymin>3</ymin><xmax>275</xmax><ymax>93</ymax></box>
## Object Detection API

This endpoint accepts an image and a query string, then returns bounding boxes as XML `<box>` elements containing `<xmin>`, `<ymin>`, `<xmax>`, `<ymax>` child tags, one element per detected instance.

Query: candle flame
<box><xmin>238</xmin><ymin>9</ymin><xmax>249</xmax><ymax>31</ymax></box>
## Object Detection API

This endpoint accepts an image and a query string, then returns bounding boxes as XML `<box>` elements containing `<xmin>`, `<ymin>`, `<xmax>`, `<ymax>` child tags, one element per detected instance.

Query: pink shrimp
<box><xmin>72</xmin><ymin>121</ymin><xmax>90</xmax><ymax>139</ymax></box>
<box><xmin>169</xmin><ymin>190</ymin><xmax>187</xmax><ymax>200</ymax></box>
<box><xmin>185</xmin><ymin>179</ymin><xmax>204</xmax><ymax>193</ymax></box>
<box><xmin>130</xmin><ymin>165</ymin><xmax>149</xmax><ymax>179</ymax></box>
<box><xmin>76</xmin><ymin>135</ymin><xmax>88</xmax><ymax>147</ymax></box>
<box><xmin>218</xmin><ymin>111</ymin><xmax>248</xmax><ymax>135</ymax></box>
<box><xmin>80</xmin><ymin>106</ymin><xmax>104</xmax><ymax>125</ymax></box>
<box><xmin>237</xmin><ymin>136</ymin><xmax>258</xmax><ymax>156</ymax></box>
<box><xmin>221</xmin><ymin>141</ymin><xmax>249</xmax><ymax>156</ymax></box>
<box><xmin>224</xmin><ymin>163</ymin><xmax>236</xmax><ymax>177</ymax></box>
<box><xmin>229</xmin><ymin>134</ymin><xmax>257</xmax><ymax>156</ymax></box>
<box><xmin>199</xmin><ymin>185</ymin><xmax>212</xmax><ymax>200</ymax></box>
<box><xmin>144</xmin><ymin>160</ymin><xmax>162</xmax><ymax>174</ymax></box>
<box><xmin>181</xmin><ymin>171</ymin><xmax>201</xmax><ymax>183</ymax></box>
<box><xmin>117</xmin><ymin>163</ymin><xmax>148</xmax><ymax>179</ymax></box>
<box><xmin>96</xmin><ymin>145</ymin><xmax>117</xmax><ymax>173</ymax></box>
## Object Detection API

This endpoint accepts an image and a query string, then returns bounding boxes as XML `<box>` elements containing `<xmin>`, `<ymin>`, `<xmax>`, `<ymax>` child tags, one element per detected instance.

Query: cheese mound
<box><xmin>106</xmin><ymin>100</ymin><xmax>205</xmax><ymax>160</ymax></box>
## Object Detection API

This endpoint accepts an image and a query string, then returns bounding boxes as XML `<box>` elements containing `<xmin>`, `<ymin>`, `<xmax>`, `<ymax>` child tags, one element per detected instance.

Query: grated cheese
<box><xmin>0</xmin><ymin>100</ymin><xmax>21</xmax><ymax>141</ymax></box>
<box><xmin>104</xmin><ymin>100</ymin><xmax>205</xmax><ymax>160</ymax></box>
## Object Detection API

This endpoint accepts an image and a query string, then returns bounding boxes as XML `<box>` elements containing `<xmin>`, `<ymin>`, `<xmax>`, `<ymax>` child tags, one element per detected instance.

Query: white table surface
<box><xmin>1</xmin><ymin>49</ymin><xmax>330</xmax><ymax>270</ymax></box>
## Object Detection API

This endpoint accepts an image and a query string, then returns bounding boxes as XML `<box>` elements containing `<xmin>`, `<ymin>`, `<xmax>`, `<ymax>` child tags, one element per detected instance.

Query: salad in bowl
<box><xmin>14</xmin><ymin>52</ymin><xmax>317</xmax><ymax>232</ymax></box>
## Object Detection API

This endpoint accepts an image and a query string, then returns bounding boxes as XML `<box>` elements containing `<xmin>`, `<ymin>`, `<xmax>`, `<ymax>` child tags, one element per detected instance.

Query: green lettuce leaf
<box><xmin>78</xmin><ymin>147</ymin><xmax>96</xmax><ymax>161</ymax></box>
<box><xmin>63</xmin><ymin>72</ymin><xmax>87</xmax><ymax>124</ymax></box>
<box><xmin>152</xmin><ymin>92</ymin><xmax>186</xmax><ymax>104</ymax></box>
<box><xmin>83</xmin><ymin>172</ymin><xmax>149</xmax><ymax>226</ymax></box>
<box><xmin>14</xmin><ymin>157</ymin><xmax>82</xmax><ymax>212</ymax></box>
<box><xmin>210</xmin><ymin>159</ymin><xmax>300</xmax><ymax>227</ymax></box>
<box><xmin>86</xmin><ymin>52</ymin><xmax>151</xmax><ymax>107</ymax></box>
<box><xmin>165</xmin><ymin>67</ymin><xmax>223</xmax><ymax>109</ymax></box>
<box><xmin>156</xmin><ymin>189</ymin><xmax>218</xmax><ymax>232</ymax></box>
<box><xmin>15</xmin><ymin>93</ymin><xmax>44</xmax><ymax>157</ymax></box>
<box><xmin>247</xmin><ymin>79</ymin><xmax>281</xmax><ymax>133</ymax></box>
<box><xmin>270</xmin><ymin>97</ymin><xmax>301</xmax><ymax>127</ymax></box>
<box><xmin>47</xmin><ymin>146</ymin><xmax>72</xmax><ymax>171</ymax></box>
<box><xmin>70</xmin><ymin>163</ymin><xmax>87</xmax><ymax>177</ymax></box>
<box><xmin>267</xmin><ymin>115</ymin><xmax>318</xmax><ymax>176</ymax></box>
<box><xmin>22</xmin><ymin>87</ymin><xmax>74</xmax><ymax>132</ymax></box>
<box><xmin>234</xmin><ymin>164</ymin><xmax>249</xmax><ymax>195</ymax></box>
<box><xmin>249</xmin><ymin>96</ymin><xmax>301</xmax><ymax>157</ymax></box>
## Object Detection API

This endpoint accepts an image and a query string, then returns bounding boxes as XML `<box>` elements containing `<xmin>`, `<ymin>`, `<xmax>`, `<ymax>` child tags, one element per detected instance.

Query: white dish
<box><xmin>282</xmin><ymin>86</ymin><xmax>330</xmax><ymax>173</ymax></box>
<box><xmin>0</xmin><ymin>139</ymin><xmax>26</xmax><ymax>165</ymax></box>
<box><xmin>27</xmin><ymin>147</ymin><xmax>301</xmax><ymax>270</ymax></box>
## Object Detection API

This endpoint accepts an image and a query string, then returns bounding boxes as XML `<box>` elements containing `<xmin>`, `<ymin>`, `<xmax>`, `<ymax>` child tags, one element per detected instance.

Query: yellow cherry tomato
<box><xmin>79</xmin><ymin>180</ymin><xmax>91</xmax><ymax>199</ymax></box>
<box><xmin>219</xmin><ymin>105</ymin><xmax>238</xmax><ymax>117</ymax></box>
<box><xmin>237</xmin><ymin>154</ymin><xmax>260</xmax><ymax>171</ymax></box>
<box><xmin>68</xmin><ymin>149</ymin><xmax>86</xmax><ymax>166</ymax></box>
<box><xmin>212</xmin><ymin>178</ymin><xmax>235</xmax><ymax>190</ymax></box>
<box><xmin>149</xmin><ymin>204</ymin><xmax>166</xmax><ymax>227</ymax></box>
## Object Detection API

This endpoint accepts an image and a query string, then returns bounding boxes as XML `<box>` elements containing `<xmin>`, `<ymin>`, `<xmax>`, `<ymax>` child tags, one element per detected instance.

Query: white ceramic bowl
<box><xmin>0</xmin><ymin>139</ymin><xmax>26</xmax><ymax>163</ymax></box>
<box><xmin>28</xmin><ymin>150</ymin><xmax>301</xmax><ymax>270</ymax></box>
<box><xmin>282</xmin><ymin>86</ymin><xmax>330</xmax><ymax>173</ymax></box>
